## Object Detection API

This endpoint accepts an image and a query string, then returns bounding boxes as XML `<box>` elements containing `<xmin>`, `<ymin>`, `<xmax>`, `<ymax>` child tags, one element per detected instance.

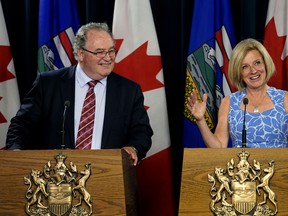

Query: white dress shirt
<box><xmin>74</xmin><ymin>64</ymin><xmax>107</xmax><ymax>149</ymax></box>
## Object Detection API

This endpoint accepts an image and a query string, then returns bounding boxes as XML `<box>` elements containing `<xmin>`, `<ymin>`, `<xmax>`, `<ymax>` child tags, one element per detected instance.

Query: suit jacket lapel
<box><xmin>102</xmin><ymin>73</ymin><xmax>119</xmax><ymax>147</ymax></box>
<box><xmin>60</xmin><ymin>66</ymin><xmax>76</xmax><ymax>147</ymax></box>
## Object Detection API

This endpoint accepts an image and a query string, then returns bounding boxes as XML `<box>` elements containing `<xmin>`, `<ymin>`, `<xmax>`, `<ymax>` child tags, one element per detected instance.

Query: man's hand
<box><xmin>122</xmin><ymin>146</ymin><xmax>138</xmax><ymax>166</ymax></box>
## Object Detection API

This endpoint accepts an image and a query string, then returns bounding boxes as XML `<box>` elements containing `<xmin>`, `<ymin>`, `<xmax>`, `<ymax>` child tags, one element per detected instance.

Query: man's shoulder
<box><xmin>39</xmin><ymin>65</ymin><xmax>76</xmax><ymax>81</ymax></box>
<box><xmin>108</xmin><ymin>72</ymin><xmax>139</xmax><ymax>86</ymax></box>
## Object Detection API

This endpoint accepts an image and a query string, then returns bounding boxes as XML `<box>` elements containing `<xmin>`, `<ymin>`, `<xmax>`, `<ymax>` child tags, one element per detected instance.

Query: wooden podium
<box><xmin>179</xmin><ymin>148</ymin><xmax>288</xmax><ymax>216</ymax></box>
<box><xmin>0</xmin><ymin>149</ymin><xmax>137</xmax><ymax>216</ymax></box>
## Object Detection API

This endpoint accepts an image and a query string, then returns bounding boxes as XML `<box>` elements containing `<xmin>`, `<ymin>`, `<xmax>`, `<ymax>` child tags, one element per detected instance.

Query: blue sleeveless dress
<box><xmin>228</xmin><ymin>87</ymin><xmax>288</xmax><ymax>148</ymax></box>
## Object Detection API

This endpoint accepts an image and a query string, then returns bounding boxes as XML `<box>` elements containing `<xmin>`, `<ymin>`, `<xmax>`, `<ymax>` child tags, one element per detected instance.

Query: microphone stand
<box><xmin>242</xmin><ymin>98</ymin><xmax>248</xmax><ymax>148</ymax></box>
<box><xmin>61</xmin><ymin>101</ymin><xmax>70</xmax><ymax>149</ymax></box>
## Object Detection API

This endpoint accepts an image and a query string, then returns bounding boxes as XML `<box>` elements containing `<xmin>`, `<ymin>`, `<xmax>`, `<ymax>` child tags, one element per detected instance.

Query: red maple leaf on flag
<box><xmin>264</xmin><ymin>18</ymin><xmax>288</xmax><ymax>90</ymax></box>
<box><xmin>0</xmin><ymin>96</ymin><xmax>7</xmax><ymax>123</ymax></box>
<box><xmin>0</xmin><ymin>46</ymin><xmax>15</xmax><ymax>82</ymax></box>
<box><xmin>0</xmin><ymin>45</ymin><xmax>15</xmax><ymax>124</ymax></box>
<box><xmin>114</xmin><ymin>39</ymin><xmax>164</xmax><ymax>92</ymax></box>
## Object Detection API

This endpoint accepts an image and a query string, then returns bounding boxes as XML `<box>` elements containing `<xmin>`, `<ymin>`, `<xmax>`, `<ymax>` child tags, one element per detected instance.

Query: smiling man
<box><xmin>6</xmin><ymin>22</ymin><xmax>153</xmax><ymax>166</ymax></box>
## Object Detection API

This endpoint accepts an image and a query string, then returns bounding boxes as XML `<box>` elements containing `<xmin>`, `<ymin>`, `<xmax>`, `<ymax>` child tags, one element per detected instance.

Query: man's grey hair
<box><xmin>73</xmin><ymin>22</ymin><xmax>114</xmax><ymax>60</ymax></box>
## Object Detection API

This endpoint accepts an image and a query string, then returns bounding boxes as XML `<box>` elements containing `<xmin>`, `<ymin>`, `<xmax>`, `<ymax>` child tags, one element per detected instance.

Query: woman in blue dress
<box><xmin>187</xmin><ymin>38</ymin><xmax>288</xmax><ymax>148</ymax></box>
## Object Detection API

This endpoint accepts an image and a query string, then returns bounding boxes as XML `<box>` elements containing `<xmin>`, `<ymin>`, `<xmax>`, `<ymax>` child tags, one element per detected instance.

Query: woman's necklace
<box><xmin>249</xmin><ymin>93</ymin><xmax>267</xmax><ymax>113</ymax></box>
<box><xmin>246</xmin><ymin>86</ymin><xmax>270</xmax><ymax>113</ymax></box>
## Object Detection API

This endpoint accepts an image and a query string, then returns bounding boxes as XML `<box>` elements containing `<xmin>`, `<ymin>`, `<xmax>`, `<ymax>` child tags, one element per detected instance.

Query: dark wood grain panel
<box><xmin>179</xmin><ymin>148</ymin><xmax>288</xmax><ymax>216</ymax></box>
<box><xmin>0</xmin><ymin>149</ymin><xmax>136</xmax><ymax>216</ymax></box>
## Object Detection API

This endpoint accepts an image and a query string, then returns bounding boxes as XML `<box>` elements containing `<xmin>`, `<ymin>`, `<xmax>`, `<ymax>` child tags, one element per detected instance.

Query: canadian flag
<box><xmin>0</xmin><ymin>2</ymin><xmax>20</xmax><ymax>149</ymax></box>
<box><xmin>113</xmin><ymin>0</ymin><xmax>174</xmax><ymax>215</ymax></box>
<box><xmin>264</xmin><ymin>0</ymin><xmax>288</xmax><ymax>90</ymax></box>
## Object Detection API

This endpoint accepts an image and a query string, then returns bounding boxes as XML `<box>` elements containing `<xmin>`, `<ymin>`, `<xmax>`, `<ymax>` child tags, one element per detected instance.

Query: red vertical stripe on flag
<box><xmin>0</xmin><ymin>2</ymin><xmax>20</xmax><ymax>149</ymax></box>
<box><xmin>0</xmin><ymin>46</ymin><xmax>15</xmax><ymax>82</ymax></box>
<box><xmin>264</xmin><ymin>0</ymin><xmax>288</xmax><ymax>90</ymax></box>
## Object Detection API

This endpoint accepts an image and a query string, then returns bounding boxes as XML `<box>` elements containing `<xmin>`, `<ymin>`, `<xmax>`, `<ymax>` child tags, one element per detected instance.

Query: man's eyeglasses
<box><xmin>81</xmin><ymin>47</ymin><xmax>117</xmax><ymax>58</ymax></box>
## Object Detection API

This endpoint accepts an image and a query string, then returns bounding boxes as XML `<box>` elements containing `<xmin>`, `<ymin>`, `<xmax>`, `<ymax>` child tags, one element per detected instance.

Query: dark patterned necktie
<box><xmin>75</xmin><ymin>80</ymin><xmax>97</xmax><ymax>149</ymax></box>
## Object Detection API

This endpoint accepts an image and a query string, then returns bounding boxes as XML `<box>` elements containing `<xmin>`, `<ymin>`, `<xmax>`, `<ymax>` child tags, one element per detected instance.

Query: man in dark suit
<box><xmin>6</xmin><ymin>22</ymin><xmax>153</xmax><ymax>165</ymax></box>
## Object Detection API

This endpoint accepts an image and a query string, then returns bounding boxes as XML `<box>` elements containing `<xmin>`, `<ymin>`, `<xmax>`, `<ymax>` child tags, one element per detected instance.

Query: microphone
<box><xmin>242</xmin><ymin>98</ymin><xmax>249</xmax><ymax>148</ymax></box>
<box><xmin>61</xmin><ymin>100</ymin><xmax>70</xmax><ymax>149</ymax></box>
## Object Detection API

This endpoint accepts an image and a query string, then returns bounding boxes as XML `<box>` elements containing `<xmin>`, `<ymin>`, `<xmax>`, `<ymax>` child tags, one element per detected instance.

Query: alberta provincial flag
<box><xmin>0</xmin><ymin>2</ymin><xmax>20</xmax><ymax>149</ymax></box>
<box><xmin>38</xmin><ymin>0</ymin><xmax>80</xmax><ymax>72</ymax></box>
<box><xmin>183</xmin><ymin>0</ymin><xmax>236</xmax><ymax>148</ymax></box>
<box><xmin>113</xmin><ymin>0</ymin><xmax>173</xmax><ymax>215</ymax></box>
<box><xmin>264</xmin><ymin>0</ymin><xmax>288</xmax><ymax>91</ymax></box>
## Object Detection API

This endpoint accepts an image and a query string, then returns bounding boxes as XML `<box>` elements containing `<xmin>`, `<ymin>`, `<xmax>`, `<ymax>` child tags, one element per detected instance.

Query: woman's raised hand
<box><xmin>187</xmin><ymin>89</ymin><xmax>208</xmax><ymax>121</ymax></box>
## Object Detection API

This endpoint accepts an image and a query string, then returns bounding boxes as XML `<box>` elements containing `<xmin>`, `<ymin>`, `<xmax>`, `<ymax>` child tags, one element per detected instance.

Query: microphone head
<box><xmin>64</xmin><ymin>100</ymin><xmax>70</xmax><ymax>107</ymax></box>
<box><xmin>243</xmin><ymin>98</ymin><xmax>249</xmax><ymax>105</ymax></box>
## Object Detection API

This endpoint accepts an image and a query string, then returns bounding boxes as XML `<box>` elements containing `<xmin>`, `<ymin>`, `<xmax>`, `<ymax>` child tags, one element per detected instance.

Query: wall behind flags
<box><xmin>1</xmin><ymin>0</ymin><xmax>269</xmax><ymax>212</ymax></box>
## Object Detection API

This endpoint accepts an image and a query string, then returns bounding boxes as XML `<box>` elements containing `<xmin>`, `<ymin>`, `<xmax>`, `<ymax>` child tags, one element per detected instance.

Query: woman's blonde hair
<box><xmin>228</xmin><ymin>38</ymin><xmax>275</xmax><ymax>91</ymax></box>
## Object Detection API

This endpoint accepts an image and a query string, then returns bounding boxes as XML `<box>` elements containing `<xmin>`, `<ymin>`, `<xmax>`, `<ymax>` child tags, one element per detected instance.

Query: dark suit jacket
<box><xmin>6</xmin><ymin>65</ymin><xmax>153</xmax><ymax>160</ymax></box>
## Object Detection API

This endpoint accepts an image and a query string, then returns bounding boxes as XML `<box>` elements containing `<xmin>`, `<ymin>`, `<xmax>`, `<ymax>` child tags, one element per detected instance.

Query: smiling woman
<box><xmin>228</xmin><ymin>39</ymin><xmax>275</xmax><ymax>92</ymax></box>
<box><xmin>187</xmin><ymin>38</ymin><xmax>288</xmax><ymax>149</ymax></box>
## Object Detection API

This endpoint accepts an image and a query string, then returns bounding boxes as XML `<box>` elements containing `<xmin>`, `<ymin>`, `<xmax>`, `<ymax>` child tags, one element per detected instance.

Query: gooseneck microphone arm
<box><xmin>242</xmin><ymin>98</ymin><xmax>249</xmax><ymax>148</ymax></box>
<box><xmin>61</xmin><ymin>100</ymin><xmax>70</xmax><ymax>149</ymax></box>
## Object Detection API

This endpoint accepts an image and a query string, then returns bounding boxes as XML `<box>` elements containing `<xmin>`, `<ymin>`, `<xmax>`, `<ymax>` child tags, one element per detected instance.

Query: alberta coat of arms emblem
<box><xmin>208</xmin><ymin>150</ymin><xmax>277</xmax><ymax>216</ymax></box>
<box><xmin>24</xmin><ymin>152</ymin><xmax>92</xmax><ymax>216</ymax></box>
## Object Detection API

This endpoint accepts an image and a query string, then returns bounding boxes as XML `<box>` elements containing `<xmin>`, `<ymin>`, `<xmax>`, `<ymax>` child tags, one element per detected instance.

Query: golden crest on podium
<box><xmin>208</xmin><ymin>150</ymin><xmax>278</xmax><ymax>216</ymax></box>
<box><xmin>24</xmin><ymin>152</ymin><xmax>93</xmax><ymax>216</ymax></box>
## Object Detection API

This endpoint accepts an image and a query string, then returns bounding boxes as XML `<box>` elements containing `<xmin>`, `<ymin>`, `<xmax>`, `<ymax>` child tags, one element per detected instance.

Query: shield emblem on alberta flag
<box><xmin>48</xmin><ymin>183</ymin><xmax>72</xmax><ymax>216</ymax></box>
<box><xmin>232</xmin><ymin>181</ymin><xmax>256</xmax><ymax>214</ymax></box>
